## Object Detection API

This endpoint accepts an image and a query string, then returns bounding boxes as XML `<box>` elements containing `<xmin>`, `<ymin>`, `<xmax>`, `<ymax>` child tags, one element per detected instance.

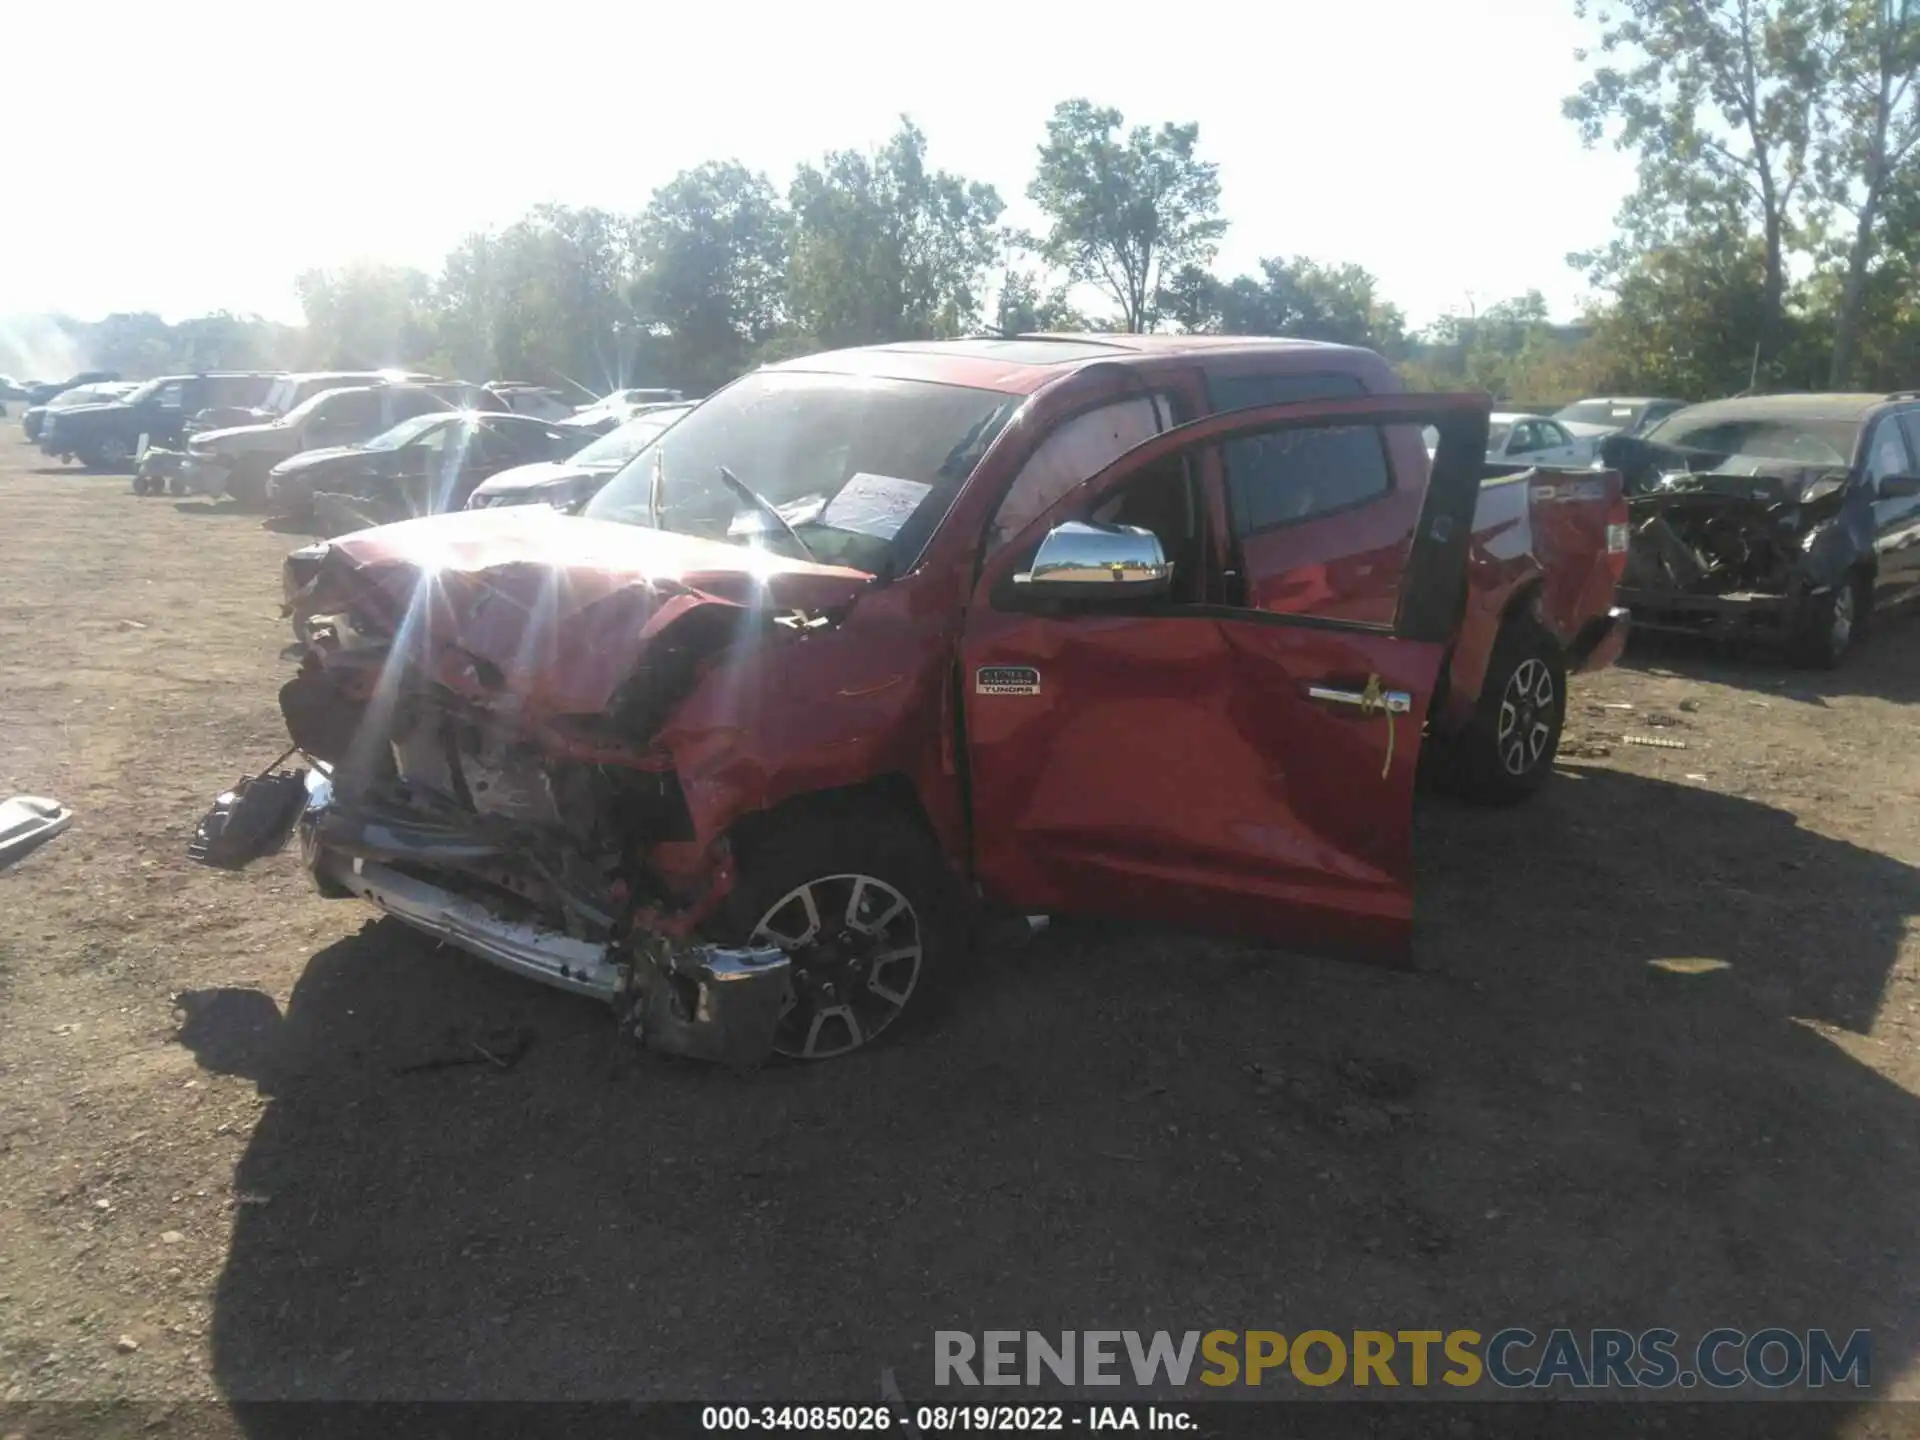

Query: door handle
<box><xmin>1308</xmin><ymin>684</ymin><xmax>1412</xmax><ymax>714</ymax></box>
<box><xmin>1309</xmin><ymin>674</ymin><xmax>1411</xmax><ymax>780</ymax></box>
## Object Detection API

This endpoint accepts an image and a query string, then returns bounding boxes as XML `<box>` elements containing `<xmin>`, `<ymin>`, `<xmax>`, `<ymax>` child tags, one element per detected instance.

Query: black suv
<box><xmin>1606</xmin><ymin>390</ymin><xmax>1920</xmax><ymax>667</ymax></box>
<box><xmin>41</xmin><ymin>372</ymin><xmax>282</xmax><ymax>470</ymax></box>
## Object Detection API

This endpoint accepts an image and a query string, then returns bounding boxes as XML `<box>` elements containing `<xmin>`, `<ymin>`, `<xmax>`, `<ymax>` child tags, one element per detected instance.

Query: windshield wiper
<box><xmin>648</xmin><ymin>448</ymin><xmax>665</xmax><ymax>529</ymax></box>
<box><xmin>716</xmin><ymin>465</ymin><xmax>820</xmax><ymax>564</ymax></box>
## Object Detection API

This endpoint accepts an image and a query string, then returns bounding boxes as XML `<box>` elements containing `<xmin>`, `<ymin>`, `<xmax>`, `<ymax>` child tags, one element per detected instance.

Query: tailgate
<box><xmin>1516</xmin><ymin>467</ymin><xmax>1628</xmax><ymax>642</ymax></box>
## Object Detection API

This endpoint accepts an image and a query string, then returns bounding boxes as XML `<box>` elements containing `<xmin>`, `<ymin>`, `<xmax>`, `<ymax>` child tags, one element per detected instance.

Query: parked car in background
<box><xmin>564</xmin><ymin>388</ymin><xmax>687</xmax><ymax>436</ymax></box>
<box><xmin>1483</xmin><ymin>412</ymin><xmax>1593</xmax><ymax>467</ymax></box>
<box><xmin>1553</xmin><ymin>396</ymin><xmax>1689</xmax><ymax>447</ymax></box>
<box><xmin>195</xmin><ymin>370</ymin><xmax>439</xmax><ymax>434</ymax></box>
<box><xmin>0</xmin><ymin>375</ymin><xmax>30</xmax><ymax>402</ymax></box>
<box><xmin>267</xmin><ymin>411</ymin><xmax>588</xmax><ymax>520</ymax></box>
<box><xmin>190</xmin><ymin>334</ymin><xmax>1628</xmax><ymax>1069</ymax></box>
<box><xmin>40</xmin><ymin>371</ymin><xmax>280</xmax><ymax>470</ymax></box>
<box><xmin>486</xmin><ymin>383</ymin><xmax>578</xmax><ymax>420</ymax></box>
<box><xmin>421</xmin><ymin>381</ymin><xmax>512</xmax><ymax>414</ymax></box>
<box><xmin>21</xmin><ymin>382</ymin><xmax>137</xmax><ymax>443</ymax></box>
<box><xmin>22</xmin><ymin>370</ymin><xmax>121</xmax><ymax>406</ymax></box>
<box><xmin>467</xmin><ymin>401</ymin><xmax>693</xmax><ymax>510</ymax></box>
<box><xmin>184</xmin><ymin>383</ymin><xmax>455</xmax><ymax>503</ymax></box>
<box><xmin>1603</xmin><ymin>391</ymin><xmax>1920</xmax><ymax>667</ymax></box>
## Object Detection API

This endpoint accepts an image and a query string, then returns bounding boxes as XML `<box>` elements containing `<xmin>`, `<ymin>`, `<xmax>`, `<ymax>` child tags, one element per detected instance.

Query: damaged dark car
<box><xmin>1601</xmin><ymin>391</ymin><xmax>1920</xmax><ymax>667</ymax></box>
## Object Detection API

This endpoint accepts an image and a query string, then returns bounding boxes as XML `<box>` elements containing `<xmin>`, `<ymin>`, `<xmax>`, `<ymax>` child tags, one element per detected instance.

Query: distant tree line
<box><xmin>15</xmin><ymin>5</ymin><xmax>1918</xmax><ymax>406</ymax></box>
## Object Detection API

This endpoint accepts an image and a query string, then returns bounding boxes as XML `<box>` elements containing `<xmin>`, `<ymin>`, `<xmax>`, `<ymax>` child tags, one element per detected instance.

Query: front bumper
<box><xmin>176</xmin><ymin>453</ymin><xmax>233</xmax><ymax>495</ymax></box>
<box><xmin>190</xmin><ymin>765</ymin><xmax>792</xmax><ymax>1067</ymax></box>
<box><xmin>1613</xmin><ymin>585</ymin><xmax>1799</xmax><ymax>637</ymax></box>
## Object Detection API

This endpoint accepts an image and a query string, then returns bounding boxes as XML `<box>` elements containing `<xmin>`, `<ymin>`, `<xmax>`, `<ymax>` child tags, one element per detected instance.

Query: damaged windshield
<box><xmin>585</xmin><ymin>371</ymin><xmax>1021</xmax><ymax>573</ymax></box>
<box><xmin>1641</xmin><ymin>412</ymin><xmax>1858</xmax><ymax>466</ymax></box>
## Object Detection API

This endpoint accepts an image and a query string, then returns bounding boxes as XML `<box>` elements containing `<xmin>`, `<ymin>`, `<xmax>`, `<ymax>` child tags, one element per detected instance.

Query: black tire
<box><xmin>710</xmin><ymin>803</ymin><xmax>963</xmax><ymax>1061</ymax></box>
<box><xmin>1788</xmin><ymin>570</ymin><xmax>1869</xmax><ymax>669</ymax></box>
<box><xmin>1433</xmin><ymin>618</ymin><xmax>1567</xmax><ymax>806</ymax></box>
<box><xmin>86</xmin><ymin>434</ymin><xmax>134</xmax><ymax>471</ymax></box>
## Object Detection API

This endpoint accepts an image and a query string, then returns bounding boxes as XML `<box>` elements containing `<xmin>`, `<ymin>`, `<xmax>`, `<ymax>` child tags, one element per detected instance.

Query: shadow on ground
<box><xmin>184</xmin><ymin>770</ymin><xmax>1920</xmax><ymax>1425</ymax></box>
<box><xmin>170</xmin><ymin>500</ymin><xmax>321</xmax><ymax>536</ymax></box>
<box><xmin>1622</xmin><ymin>605</ymin><xmax>1920</xmax><ymax>706</ymax></box>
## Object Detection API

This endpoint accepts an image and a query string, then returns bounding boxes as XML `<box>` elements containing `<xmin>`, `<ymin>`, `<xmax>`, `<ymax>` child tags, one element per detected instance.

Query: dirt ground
<box><xmin>4</xmin><ymin>426</ymin><xmax>1920</xmax><ymax>1433</ymax></box>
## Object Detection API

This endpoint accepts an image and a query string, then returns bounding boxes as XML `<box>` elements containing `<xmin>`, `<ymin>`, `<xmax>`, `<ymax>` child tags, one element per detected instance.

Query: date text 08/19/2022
<box><xmin>701</xmin><ymin>1405</ymin><xmax>1193</xmax><ymax>1431</ymax></box>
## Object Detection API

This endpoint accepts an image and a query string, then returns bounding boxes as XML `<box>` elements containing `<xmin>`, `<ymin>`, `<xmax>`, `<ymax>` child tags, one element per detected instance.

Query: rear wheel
<box><xmin>1433</xmin><ymin>618</ymin><xmax>1567</xmax><ymax>806</ymax></box>
<box><xmin>1789</xmin><ymin>570</ymin><xmax>1869</xmax><ymax>669</ymax></box>
<box><xmin>713</xmin><ymin>805</ymin><xmax>962</xmax><ymax>1061</ymax></box>
<box><xmin>87</xmin><ymin>434</ymin><xmax>134</xmax><ymax>471</ymax></box>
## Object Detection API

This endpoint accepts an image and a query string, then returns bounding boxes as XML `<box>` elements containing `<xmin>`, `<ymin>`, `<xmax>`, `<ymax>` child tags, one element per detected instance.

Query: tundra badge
<box><xmin>976</xmin><ymin>666</ymin><xmax>1041</xmax><ymax>697</ymax></box>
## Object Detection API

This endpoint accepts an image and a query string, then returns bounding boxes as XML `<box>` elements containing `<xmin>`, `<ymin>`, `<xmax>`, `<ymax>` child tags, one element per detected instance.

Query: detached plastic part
<box><xmin>188</xmin><ymin>771</ymin><xmax>315</xmax><ymax>870</ymax></box>
<box><xmin>0</xmin><ymin>796</ymin><xmax>74</xmax><ymax>873</ymax></box>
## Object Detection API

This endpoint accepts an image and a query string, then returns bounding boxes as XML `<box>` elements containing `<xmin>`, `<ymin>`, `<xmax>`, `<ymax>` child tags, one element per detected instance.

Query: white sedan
<box><xmin>1485</xmin><ymin>412</ymin><xmax>1593</xmax><ymax>466</ymax></box>
<box><xmin>1422</xmin><ymin>413</ymin><xmax>1596</xmax><ymax>467</ymax></box>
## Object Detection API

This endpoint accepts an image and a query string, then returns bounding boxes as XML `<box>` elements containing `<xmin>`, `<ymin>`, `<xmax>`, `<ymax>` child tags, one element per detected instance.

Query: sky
<box><xmin>0</xmin><ymin>0</ymin><xmax>1640</xmax><ymax>335</ymax></box>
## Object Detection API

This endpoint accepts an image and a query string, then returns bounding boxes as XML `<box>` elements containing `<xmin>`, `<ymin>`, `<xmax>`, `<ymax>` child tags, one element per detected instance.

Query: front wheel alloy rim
<box><xmin>1496</xmin><ymin>657</ymin><xmax>1557</xmax><ymax>777</ymax></box>
<box><xmin>100</xmin><ymin>437</ymin><xmax>130</xmax><ymax>463</ymax></box>
<box><xmin>752</xmin><ymin>872</ymin><xmax>923</xmax><ymax>1060</ymax></box>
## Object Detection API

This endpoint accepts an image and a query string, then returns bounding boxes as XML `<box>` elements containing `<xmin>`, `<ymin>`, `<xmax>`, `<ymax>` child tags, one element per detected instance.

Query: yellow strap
<box><xmin>1359</xmin><ymin>673</ymin><xmax>1396</xmax><ymax>780</ymax></box>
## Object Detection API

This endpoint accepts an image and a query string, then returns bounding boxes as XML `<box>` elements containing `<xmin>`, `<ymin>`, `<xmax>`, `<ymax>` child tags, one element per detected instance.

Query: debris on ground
<box><xmin>1624</xmin><ymin>735</ymin><xmax>1688</xmax><ymax>749</ymax></box>
<box><xmin>394</xmin><ymin>1026</ymin><xmax>536</xmax><ymax>1076</ymax></box>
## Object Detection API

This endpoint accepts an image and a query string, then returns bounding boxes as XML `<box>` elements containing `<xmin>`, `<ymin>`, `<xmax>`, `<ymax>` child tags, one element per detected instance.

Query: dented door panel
<box><xmin>960</xmin><ymin>394</ymin><xmax>1490</xmax><ymax>961</ymax></box>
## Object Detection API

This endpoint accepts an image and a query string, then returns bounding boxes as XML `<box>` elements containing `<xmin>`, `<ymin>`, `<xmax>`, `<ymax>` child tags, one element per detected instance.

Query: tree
<box><xmin>1405</xmin><ymin>292</ymin><xmax>1606</xmax><ymax>402</ymax></box>
<box><xmin>1566</xmin><ymin>0</ymin><xmax>1825</xmax><ymax>361</ymax></box>
<box><xmin>1026</xmin><ymin>99</ymin><xmax>1226</xmax><ymax>333</ymax></box>
<box><xmin>294</xmin><ymin>264</ymin><xmax>437</xmax><ymax>369</ymax></box>
<box><xmin>1218</xmin><ymin>258</ymin><xmax>1407</xmax><ymax>353</ymax></box>
<box><xmin>1159</xmin><ymin>257</ymin><xmax>1406</xmax><ymax>353</ymax></box>
<box><xmin>1813</xmin><ymin>0</ymin><xmax>1920</xmax><ymax>385</ymax></box>
<box><xmin>1583</xmin><ymin>238</ymin><xmax>1811</xmax><ymax>396</ymax></box>
<box><xmin>990</xmin><ymin>267</ymin><xmax>1086</xmax><ymax>336</ymax></box>
<box><xmin>633</xmin><ymin>162</ymin><xmax>789</xmax><ymax>390</ymax></box>
<box><xmin>1159</xmin><ymin>263</ymin><xmax>1224</xmax><ymax>334</ymax></box>
<box><xmin>786</xmin><ymin>118</ymin><xmax>1004</xmax><ymax>348</ymax></box>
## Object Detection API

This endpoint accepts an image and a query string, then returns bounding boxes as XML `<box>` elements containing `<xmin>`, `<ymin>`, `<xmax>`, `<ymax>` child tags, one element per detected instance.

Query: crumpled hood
<box><xmin>1603</xmin><ymin>432</ymin><xmax>1852</xmax><ymax>498</ymax></box>
<box><xmin>294</xmin><ymin>506</ymin><xmax>875</xmax><ymax>722</ymax></box>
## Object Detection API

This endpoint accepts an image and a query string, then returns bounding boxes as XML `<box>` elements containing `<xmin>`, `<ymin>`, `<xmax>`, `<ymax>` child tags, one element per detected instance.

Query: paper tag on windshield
<box><xmin>821</xmin><ymin>472</ymin><xmax>932</xmax><ymax>541</ymax></box>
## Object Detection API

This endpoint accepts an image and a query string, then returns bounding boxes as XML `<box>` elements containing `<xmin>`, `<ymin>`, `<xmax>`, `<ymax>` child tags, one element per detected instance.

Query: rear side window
<box><xmin>1898</xmin><ymin>411</ymin><xmax>1920</xmax><ymax>474</ymax></box>
<box><xmin>1207</xmin><ymin>371</ymin><xmax>1388</xmax><ymax>534</ymax></box>
<box><xmin>1865</xmin><ymin>416</ymin><xmax>1913</xmax><ymax>482</ymax></box>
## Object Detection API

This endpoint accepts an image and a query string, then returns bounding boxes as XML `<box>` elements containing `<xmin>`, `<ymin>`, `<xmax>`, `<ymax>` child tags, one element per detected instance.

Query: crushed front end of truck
<box><xmin>189</xmin><ymin>507</ymin><xmax>877</xmax><ymax>1067</ymax></box>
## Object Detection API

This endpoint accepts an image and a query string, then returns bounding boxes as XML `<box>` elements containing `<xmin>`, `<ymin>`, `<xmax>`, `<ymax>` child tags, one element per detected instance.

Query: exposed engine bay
<box><xmin>1604</xmin><ymin>433</ymin><xmax>1867</xmax><ymax>624</ymax></box>
<box><xmin>191</xmin><ymin>507</ymin><xmax>880</xmax><ymax>1066</ymax></box>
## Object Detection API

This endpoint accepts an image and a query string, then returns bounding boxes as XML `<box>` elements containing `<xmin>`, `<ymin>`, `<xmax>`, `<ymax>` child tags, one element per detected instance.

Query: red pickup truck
<box><xmin>190</xmin><ymin>335</ymin><xmax>1627</xmax><ymax>1066</ymax></box>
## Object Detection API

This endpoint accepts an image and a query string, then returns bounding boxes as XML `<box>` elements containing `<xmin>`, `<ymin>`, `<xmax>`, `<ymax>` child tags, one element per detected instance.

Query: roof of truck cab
<box><xmin>765</xmin><ymin>333</ymin><xmax>1380</xmax><ymax>396</ymax></box>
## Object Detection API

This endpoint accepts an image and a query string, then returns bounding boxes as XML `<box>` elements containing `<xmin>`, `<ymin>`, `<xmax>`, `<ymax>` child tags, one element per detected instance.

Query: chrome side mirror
<box><xmin>1012</xmin><ymin>520</ymin><xmax>1172</xmax><ymax>600</ymax></box>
